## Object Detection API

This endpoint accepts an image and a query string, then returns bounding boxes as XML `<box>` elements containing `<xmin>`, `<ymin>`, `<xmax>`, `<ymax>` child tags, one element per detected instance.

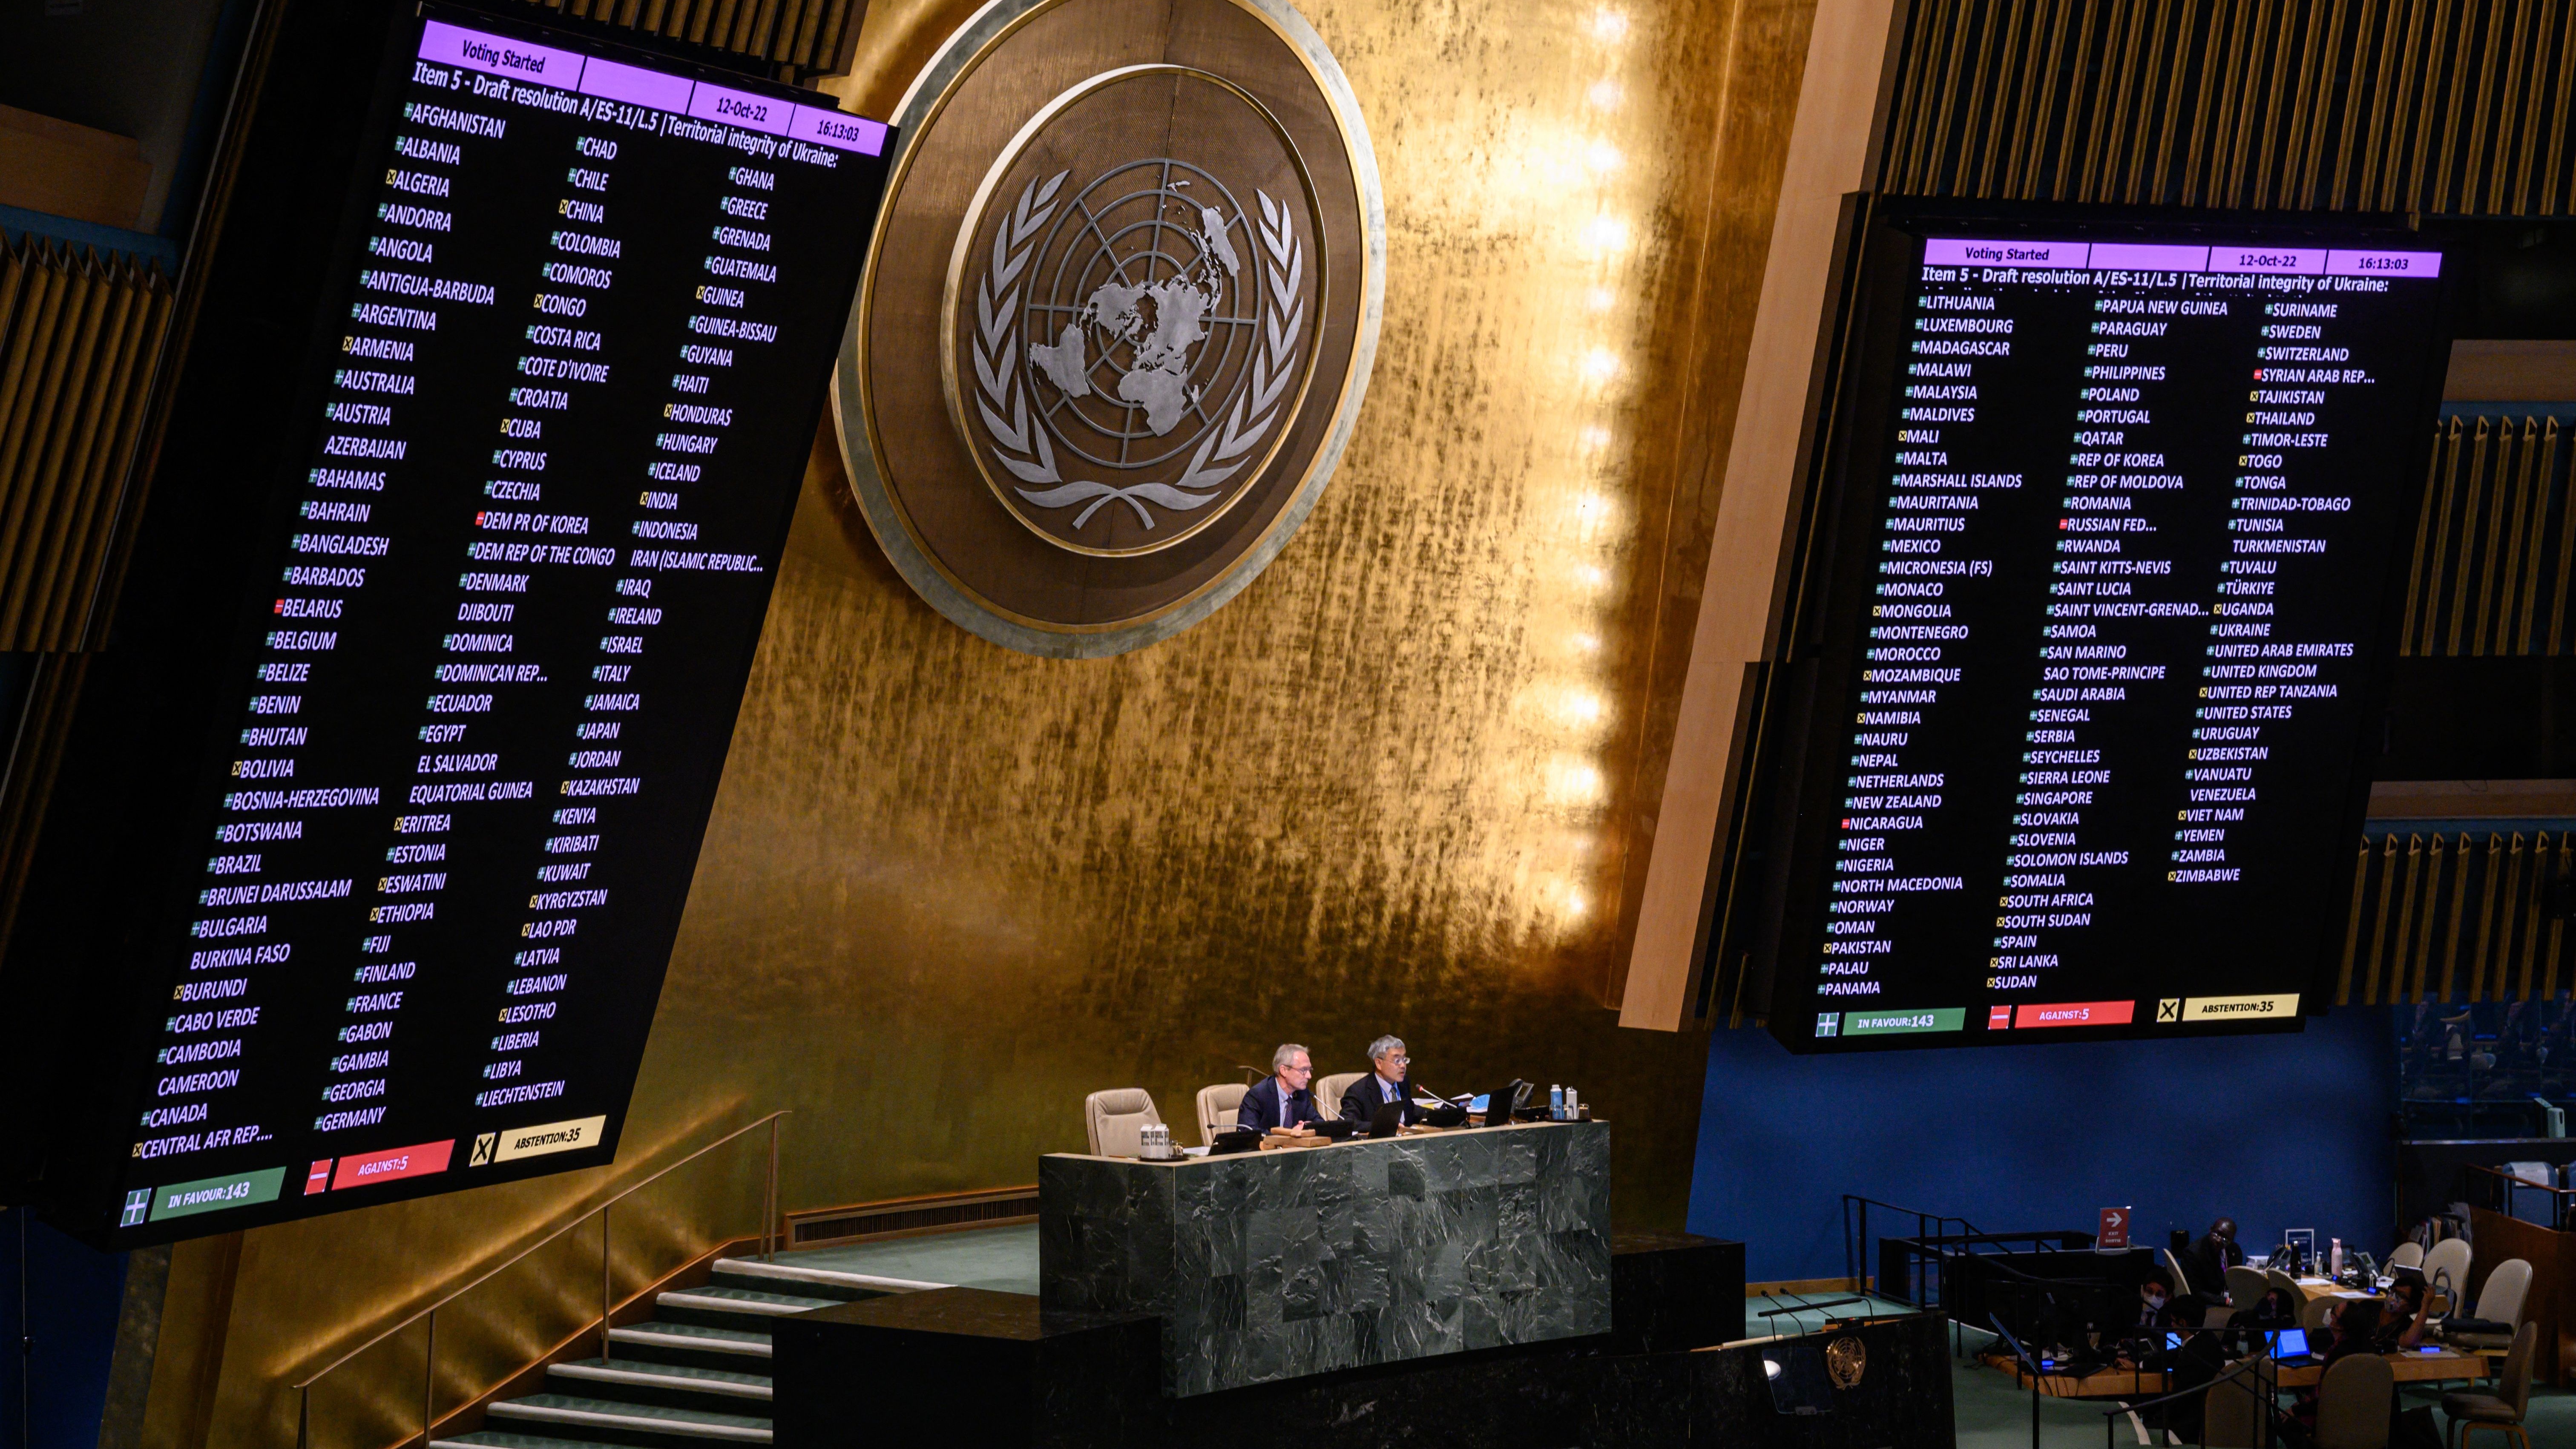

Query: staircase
<box><xmin>434</xmin><ymin>1256</ymin><xmax>906</xmax><ymax>1449</ymax></box>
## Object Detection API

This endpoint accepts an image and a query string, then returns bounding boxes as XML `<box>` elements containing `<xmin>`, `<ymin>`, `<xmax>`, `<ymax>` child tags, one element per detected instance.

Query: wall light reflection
<box><xmin>1544</xmin><ymin>756</ymin><xmax>1608</xmax><ymax>805</ymax></box>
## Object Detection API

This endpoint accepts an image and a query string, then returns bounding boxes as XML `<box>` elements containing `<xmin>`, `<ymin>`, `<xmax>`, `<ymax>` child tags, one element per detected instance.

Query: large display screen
<box><xmin>6</xmin><ymin>5</ymin><xmax>889</xmax><ymax>1242</ymax></box>
<box><xmin>1722</xmin><ymin>207</ymin><xmax>2450</xmax><ymax>1052</ymax></box>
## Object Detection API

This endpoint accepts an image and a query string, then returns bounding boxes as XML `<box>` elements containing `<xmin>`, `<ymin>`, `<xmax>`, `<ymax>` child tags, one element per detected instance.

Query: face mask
<box><xmin>2146</xmin><ymin>1292</ymin><xmax>2167</xmax><ymax>1308</ymax></box>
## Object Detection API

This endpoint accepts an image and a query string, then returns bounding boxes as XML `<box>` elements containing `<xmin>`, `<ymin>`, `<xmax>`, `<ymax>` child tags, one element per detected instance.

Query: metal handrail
<box><xmin>292</xmin><ymin>1109</ymin><xmax>788</xmax><ymax>1449</ymax></box>
<box><xmin>1843</xmin><ymin>1195</ymin><xmax>1990</xmax><ymax>1305</ymax></box>
<box><xmin>2466</xmin><ymin>1162</ymin><xmax>2575</xmax><ymax>1229</ymax></box>
<box><xmin>2095</xmin><ymin>1353</ymin><xmax>2284</xmax><ymax>1449</ymax></box>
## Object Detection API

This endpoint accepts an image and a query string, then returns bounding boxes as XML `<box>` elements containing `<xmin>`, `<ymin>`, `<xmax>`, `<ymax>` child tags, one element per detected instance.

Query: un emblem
<box><xmin>952</xmin><ymin>136</ymin><xmax>1317</xmax><ymax>554</ymax></box>
<box><xmin>837</xmin><ymin>0</ymin><xmax>1381</xmax><ymax>656</ymax></box>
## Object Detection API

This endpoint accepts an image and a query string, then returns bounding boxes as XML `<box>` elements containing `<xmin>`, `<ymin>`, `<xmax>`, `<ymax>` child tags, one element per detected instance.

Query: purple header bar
<box><xmin>688</xmin><ymin>82</ymin><xmax>792</xmax><ymax>135</ymax></box>
<box><xmin>791</xmin><ymin>106</ymin><xmax>888</xmax><ymax>155</ymax></box>
<box><xmin>580</xmin><ymin>55</ymin><xmax>690</xmax><ymax>112</ymax></box>
<box><xmin>2091</xmin><ymin>243</ymin><xmax>2208</xmax><ymax>273</ymax></box>
<box><xmin>1923</xmin><ymin>238</ymin><xmax>2089</xmax><ymax>268</ymax></box>
<box><xmin>417</xmin><ymin>20</ymin><xmax>885</xmax><ymax>156</ymax></box>
<box><xmin>1924</xmin><ymin>234</ymin><xmax>2441</xmax><ymax>282</ymax></box>
<box><xmin>2206</xmin><ymin>245</ymin><xmax>2328</xmax><ymax>274</ymax></box>
<box><xmin>419</xmin><ymin>19</ymin><xmax>585</xmax><ymax>89</ymax></box>
<box><xmin>2326</xmin><ymin>249</ymin><xmax>2443</xmax><ymax>278</ymax></box>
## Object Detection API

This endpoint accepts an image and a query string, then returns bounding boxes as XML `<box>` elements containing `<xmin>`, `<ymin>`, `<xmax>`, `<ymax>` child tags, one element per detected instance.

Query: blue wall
<box><xmin>1685</xmin><ymin>1009</ymin><xmax>2394</xmax><ymax>1284</ymax></box>
<box><xmin>0</xmin><ymin>1208</ymin><xmax>127</xmax><ymax>1449</ymax></box>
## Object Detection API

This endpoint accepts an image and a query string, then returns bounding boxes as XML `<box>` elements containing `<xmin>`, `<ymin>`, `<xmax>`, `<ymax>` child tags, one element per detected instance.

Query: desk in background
<box><xmin>1998</xmin><ymin>1347</ymin><xmax>2488</xmax><ymax>1397</ymax></box>
<box><xmin>1039</xmin><ymin>1120</ymin><xmax>1611</xmax><ymax>1396</ymax></box>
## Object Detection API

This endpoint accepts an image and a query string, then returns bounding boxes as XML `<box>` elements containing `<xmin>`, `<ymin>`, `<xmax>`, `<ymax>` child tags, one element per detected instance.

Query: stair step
<box><xmin>546</xmin><ymin>1358</ymin><xmax>770</xmax><ymax>1412</ymax></box>
<box><xmin>651</xmin><ymin>1286</ymin><xmax>834</xmax><ymax>1330</ymax></box>
<box><xmin>607</xmin><ymin>1322</ymin><xmax>771</xmax><ymax>1372</ymax></box>
<box><xmin>435</xmin><ymin>1433</ymin><xmax>632</xmax><ymax>1449</ymax></box>
<box><xmin>486</xmin><ymin>1394</ymin><xmax>771</xmax><ymax>1449</ymax></box>
<box><xmin>709</xmin><ymin>1256</ymin><xmax>939</xmax><ymax>1301</ymax></box>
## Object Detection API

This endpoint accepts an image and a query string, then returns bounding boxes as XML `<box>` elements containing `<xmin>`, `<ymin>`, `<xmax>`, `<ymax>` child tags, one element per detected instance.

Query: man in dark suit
<box><xmin>1236</xmin><ymin>1043</ymin><xmax>1324</xmax><ymax>1131</ymax></box>
<box><xmin>2180</xmin><ymin>1217</ymin><xmax>2244</xmax><ymax>1302</ymax></box>
<box><xmin>1340</xmin><ymin>1035</ymin><xmax>1425</xmax><ymax>1127</ymax></box>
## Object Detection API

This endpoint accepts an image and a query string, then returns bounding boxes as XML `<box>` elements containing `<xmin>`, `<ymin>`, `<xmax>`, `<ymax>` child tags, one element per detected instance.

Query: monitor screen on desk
<box><xmin>2266</xmin><ymin>1328</ymin><xmax>2308</xmax><ymax>1359</ymax></box>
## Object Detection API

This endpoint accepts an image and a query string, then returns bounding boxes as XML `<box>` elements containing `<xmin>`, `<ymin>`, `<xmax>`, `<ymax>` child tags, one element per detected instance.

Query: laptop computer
<box><xmin>2266</xmin><ymin>1328</ymin><xmax>2318</xmax><ymax>1367</ymax></box>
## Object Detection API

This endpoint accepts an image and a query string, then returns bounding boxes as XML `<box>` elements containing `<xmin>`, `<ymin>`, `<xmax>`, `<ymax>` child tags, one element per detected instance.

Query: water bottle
<box><xmin>1550</xmin><ymin>1084</ymin><xmax>1564</xmax><ymax>1121</ymax></box>
<box><xmin>1566</xmin><ymin>1087</ymin><xmax>1581</xmax><ymax>1119</ymax></box>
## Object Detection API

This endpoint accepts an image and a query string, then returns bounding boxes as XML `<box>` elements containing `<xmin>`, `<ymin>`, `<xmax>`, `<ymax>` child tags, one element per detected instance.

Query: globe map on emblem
<box><xmin>1023</xmin><ymin>163</ymin><xmax>1248</xmax><ymax>446</ymax></box>
<box><xmin>958</xmin><ymin>144</ymin><xmax>1314</xmax><ymax>554</ymax></box>
<box><xmin>851</xmin><ymin>22</ymin><xmax>1381</xmax><ymax>655</ymax></box>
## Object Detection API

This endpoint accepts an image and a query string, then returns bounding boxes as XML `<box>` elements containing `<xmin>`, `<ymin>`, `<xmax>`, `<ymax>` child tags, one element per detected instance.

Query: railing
<box><xmin>1841</xmin><ymin>1195</ymin><xmax>1988</xmax><ymax>1307</ymax></box>
<box><xmin>2093</xmin><ymin>1350</ymin><xmax>2284</xmax><ymax>1449</ymax></box>
<box><xmin>2467</xmin><ymin>1161</ymin><xmax>2576</xmax><ymax>1231</ymax></box>
<box><xmin>291</xmin><ymin>1110</ymin><xmax>788</xmax><ymax>1449</ymax></box>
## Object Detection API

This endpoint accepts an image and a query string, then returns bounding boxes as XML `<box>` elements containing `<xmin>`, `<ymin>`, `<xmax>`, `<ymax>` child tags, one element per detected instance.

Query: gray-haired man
<box><xmin>1236</xmin><ymin>1042</ymin><xmax>1324</xmax><ymax>1131</ymax></box>
<box><xmin>1339</xmin><ymin>1034</ymin><xmax>1423</xmax><ymax>1127</ymax></box>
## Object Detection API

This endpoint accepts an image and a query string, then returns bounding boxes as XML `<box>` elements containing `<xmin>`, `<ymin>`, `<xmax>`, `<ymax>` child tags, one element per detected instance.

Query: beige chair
<box><xmin>1082</xmin><ymin>1088</ymin><xmax>1163</xmax><ymax>1158</ymax></box>
<box><xmin>2423</xmin><ymin>1237</ymin><xmax>2473</xmax><ymax>1306</ymax></box>
<box><xmin>2446</xmin><ymin>1259</ymin><xmax>2533</xmax><ymax>1352</ymax></box>
<box><xmin>2439</xmin><ymin>1321</ymin><xmax>2536</xmax><ymax>1449</ymax></box>
<box><xmin>2163</xmin><ymin>1247</ymin><xmax>2197</xmax><ymax>1298</ymax></box>
<box><xmin>1193</xmin><ymin>1083</ymin><xmax>1249</xmax><ymax>1146</ymax></box>
<box><xmin>2201</xmin><ymin>1354</ymin><xmax>2278</xmax><ymax>1447</ymax></box>
<box><xmin>2314</xmin><ymin>1350</ymin><xmax>2394</xmax><ymax>1449</ymax></box>
<box><xmin>2266</xmin><ymin>1267</ymin><xmax>2302</xmax><ymax>1299</ymax></box>
<box><xmin>2225</xmin><ymin>1264</ymin><xmax>2272</xmax><ymax>1308</ymax></box>
<box><xmin>2203</xmin><ymin>1303</ymin><xmax>2238</xmax><ymax>1329</ymax></box>
<box><xmin>1314</xmin><ymin>1072</ymin><xmax>1363</xmax><ymax>1122</ymax></box>
<box><xmin>2389</xmin><ymin>1241</ymin><xmax>2425</xmax><ymax>1271</ymax></box>
<box><xmin>2300</xmin><ymin>1293</ymin><xmax>2339</xmax><ymax>1334</ymax></box>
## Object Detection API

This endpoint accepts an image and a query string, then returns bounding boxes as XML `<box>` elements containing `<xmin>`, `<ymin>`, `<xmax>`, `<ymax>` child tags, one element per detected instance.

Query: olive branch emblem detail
<box><xmin>968</xmin><ymin>169</ymin><xmax>1305</xmax><ymax>532</ymax></box>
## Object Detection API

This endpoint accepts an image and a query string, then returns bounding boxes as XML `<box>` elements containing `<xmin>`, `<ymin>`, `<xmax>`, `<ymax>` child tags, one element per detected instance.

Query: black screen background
<box><xmin>1731</xmin><ymin>203</ymin><xmax>2452</xmax><ymax>1055</ymax></box>
<box><xmin>3</xmin><ymin>2</ymin><xmax>890</xmax><ymax>1243</ymax></box>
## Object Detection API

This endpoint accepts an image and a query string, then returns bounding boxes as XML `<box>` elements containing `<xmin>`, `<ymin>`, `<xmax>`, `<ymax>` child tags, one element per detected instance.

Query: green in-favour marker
<box><xmin>1841</xmin><ymin>1008</ymin><xmax>1967</xmax><ymax>1037</ymax></box>
<box><xmin>149</xmin><ymin>1166</ymin><xmax>287</xmax><ymax>1221</ymax></box>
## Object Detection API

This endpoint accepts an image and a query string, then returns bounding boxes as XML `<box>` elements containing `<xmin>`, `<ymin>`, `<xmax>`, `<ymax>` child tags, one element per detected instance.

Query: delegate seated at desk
<box><xmin>2130</xmin><ymin>1268</ymin><xmax>2174</xmax><ymax>1331</ymax></box>
<box><xmin>2116</xmin><ymin>1294</ymin><xmax>2226</xmax><ymax>1444</ymax></box>
<box><xmin>2371</xmin><ymin>1279</ymin><xmax>2434</xmax><ymax>1353</ymax></box>
<box><xmin>1340</xmin><ymin>1035</ymin><xmax>1426</xmax><ymax>1127</ymax></box>
<box><xmin>1237</xmin><ymin>1043</ymin><xmax>1325</xmax><ymax>1132</ymax></box>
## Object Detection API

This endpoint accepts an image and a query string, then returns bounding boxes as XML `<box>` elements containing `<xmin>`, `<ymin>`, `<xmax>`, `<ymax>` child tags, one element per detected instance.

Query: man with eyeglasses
<box><xmin>1236</xmin><ymin>1043</ymin><xmax>1324</xmax><ymax>1131</ymax></box>
<box><xmin>1340</xmin><ymin>1035</ymin><xmax>1426</xmax><ymax>1127</ymax></box>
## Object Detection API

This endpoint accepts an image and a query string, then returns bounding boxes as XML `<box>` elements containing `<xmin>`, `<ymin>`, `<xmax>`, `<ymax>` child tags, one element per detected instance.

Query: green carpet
<box><xmin>777</xmin><ymin>1223</ymin><xmax>1041</xmax><ymax>1295</ymax></box>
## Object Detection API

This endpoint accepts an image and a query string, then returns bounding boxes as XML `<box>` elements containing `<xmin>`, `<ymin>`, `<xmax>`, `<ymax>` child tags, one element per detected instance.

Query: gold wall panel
<box><xmin>505</xmin><ymin>0</ymin><xmax>869</xmax><ymax>80</ymax></box>
<box><xmin>142</xmin><ymin>0</ymin><xmax>1824</xmax><ymax>1443</ymax></box>
<box><xmin>2399</xmin><ymin>416</ymin><xmax>2576</xmax><ymax>656</ymax></box>
<box><xmin>0</xmin><ymin>236</ymin><xmax>171</xmax><ymax>651</ymax></box>
<box><xmin>2338</xmin><ymin>830</ymin><xmax>2573</xmax><ymax>1006</ymax></box>
<box><xmin>1881</xmin><ymin>0</ymin><xmax>2576</xmax><ymax>215</ymax></box>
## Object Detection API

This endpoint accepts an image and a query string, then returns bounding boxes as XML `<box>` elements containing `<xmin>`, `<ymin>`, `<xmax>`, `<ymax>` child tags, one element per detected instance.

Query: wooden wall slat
<box><xmin>505</xmin><ymin>0</ymin><xmax>863</xmax><ymax>76</ymax></box>
<box><xmin>1879</xmin><ymin>0</ymin><xmax>2576</xmax><ymax>214</ymax></box>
